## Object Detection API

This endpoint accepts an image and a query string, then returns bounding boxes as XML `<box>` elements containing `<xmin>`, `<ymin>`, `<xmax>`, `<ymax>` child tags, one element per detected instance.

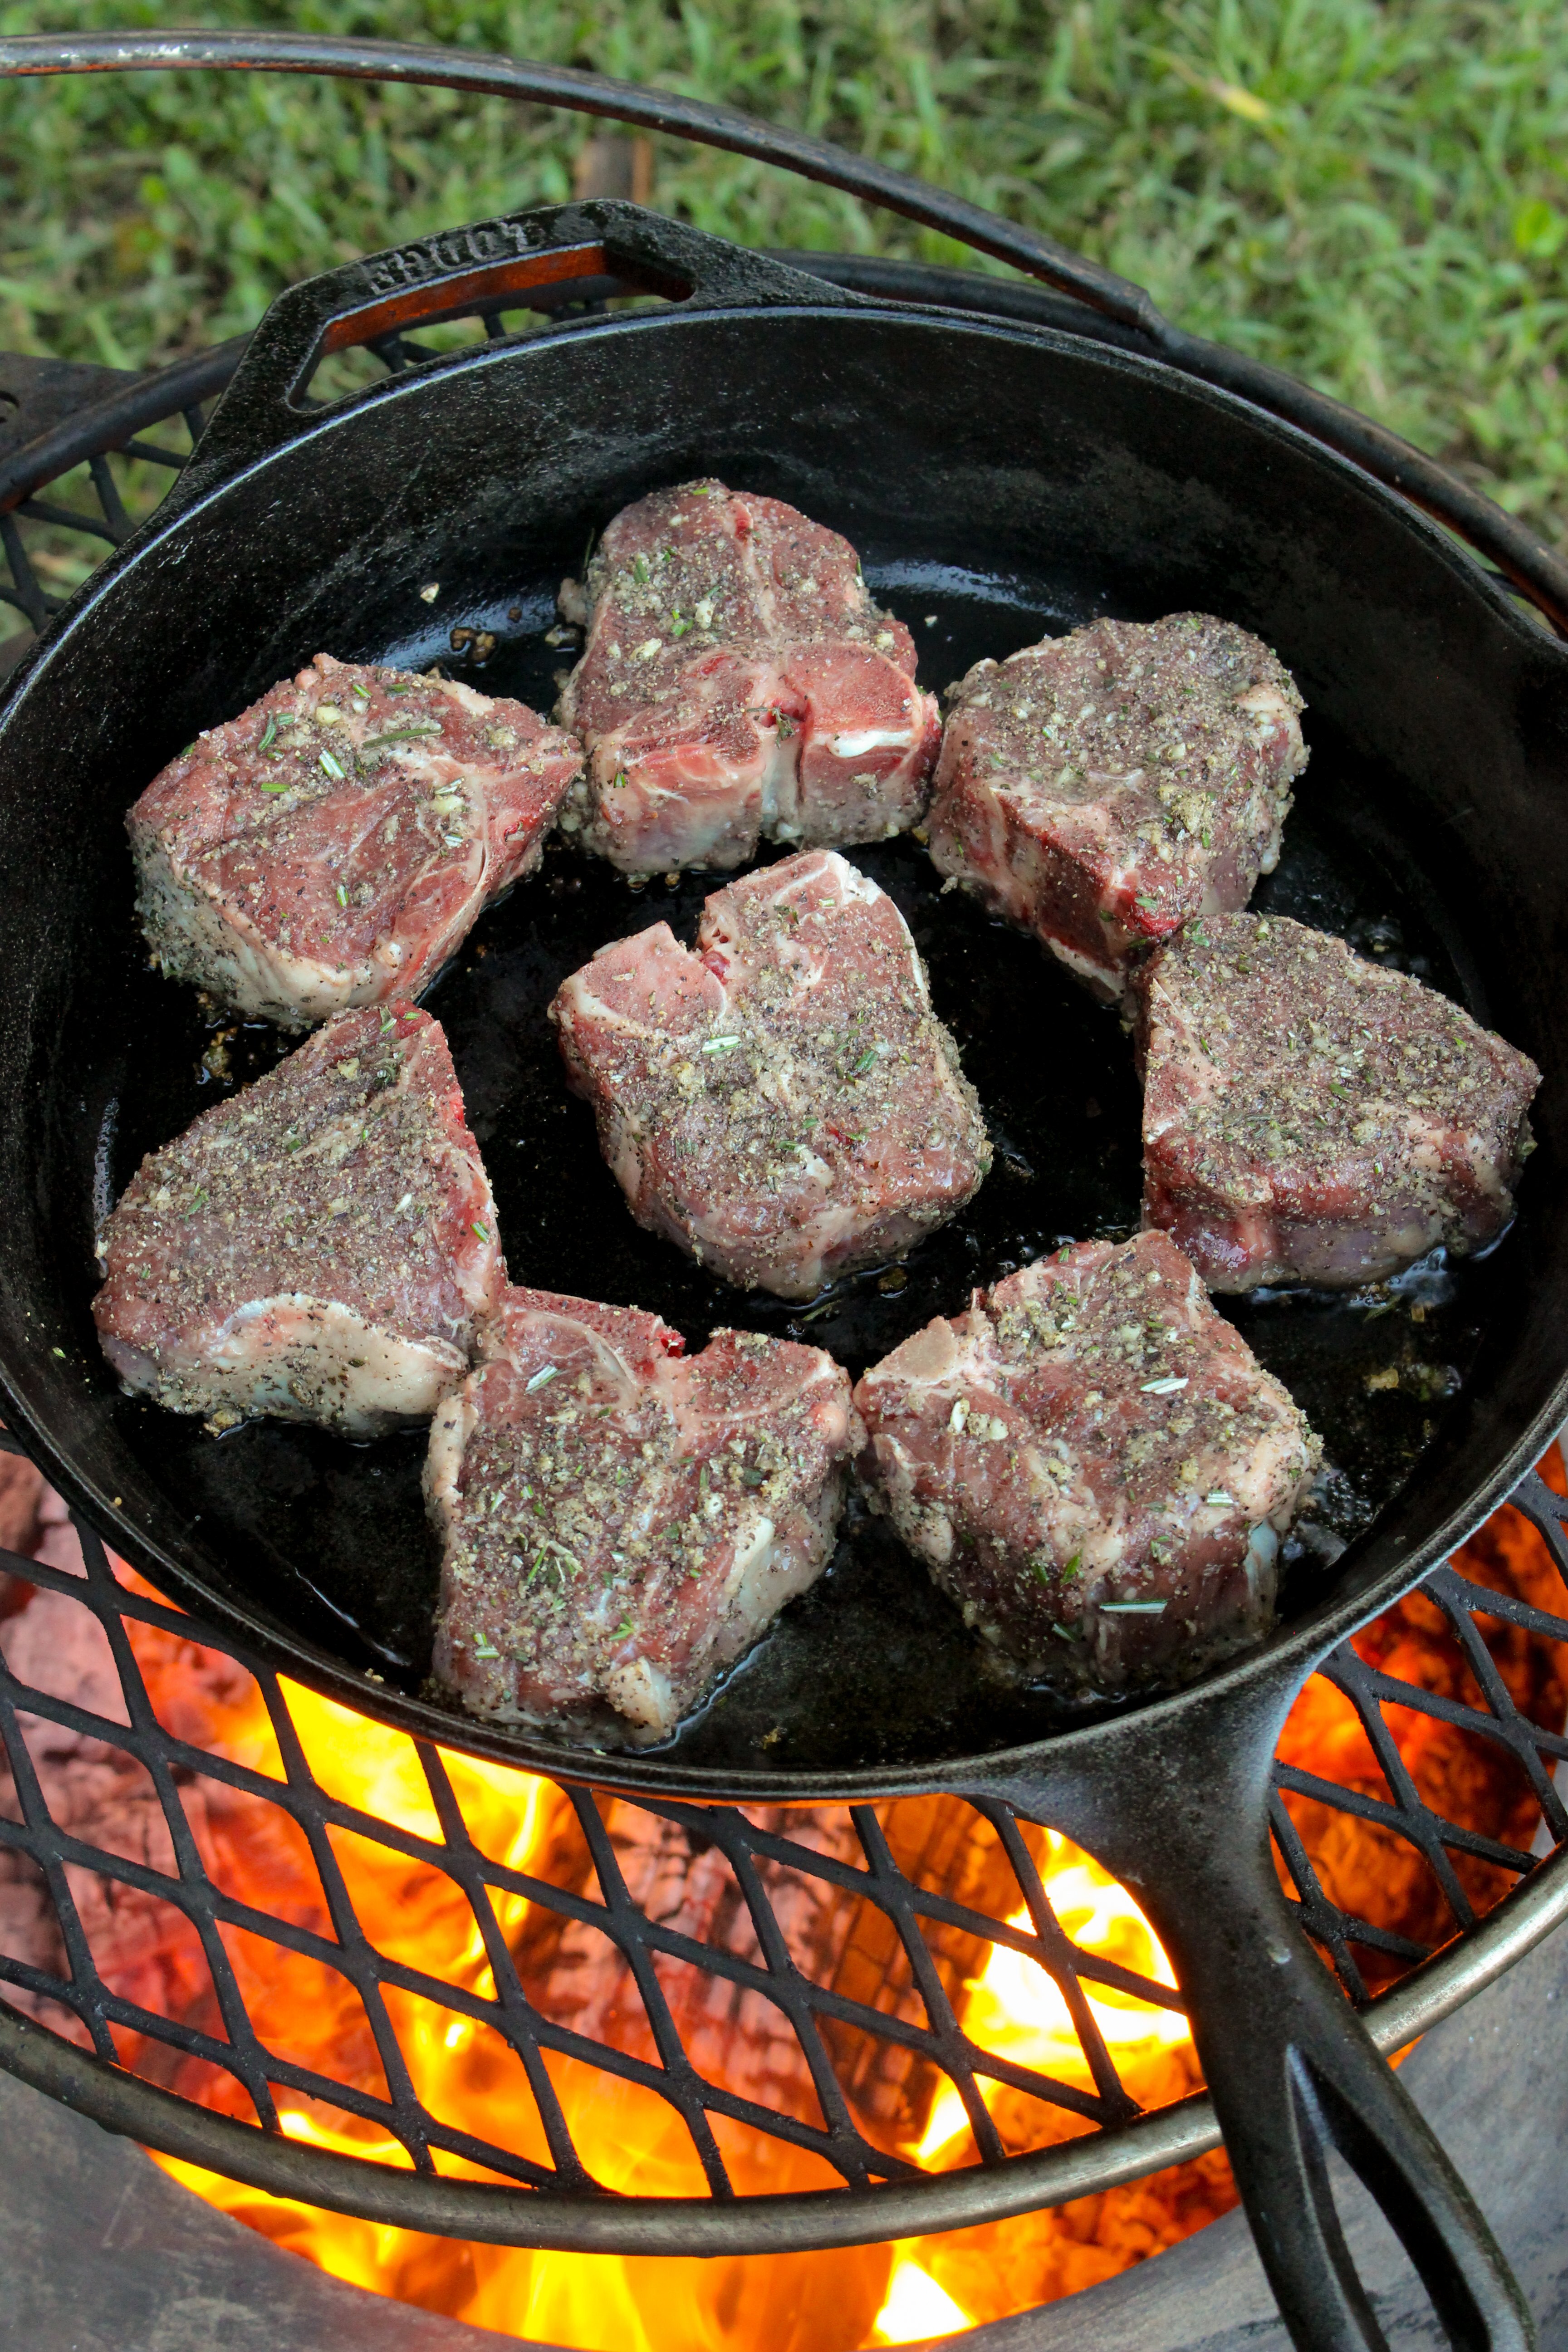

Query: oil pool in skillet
<box><xmin>95</xmin><ymin>584</ymin><xmax>1515</xmax><ymax>1767</ymax></box>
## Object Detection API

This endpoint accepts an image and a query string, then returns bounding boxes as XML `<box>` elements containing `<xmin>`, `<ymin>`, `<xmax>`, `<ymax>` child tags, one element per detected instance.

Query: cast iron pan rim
<box><xmin>7</xmin><ymin>292</ymin><xmax>1565</xmax><ymax>725</ymax></box>
<box><xmin>2</xmin><ymin>293</ymin><xmax>1566</xmax><ymax>1799</ymax></box>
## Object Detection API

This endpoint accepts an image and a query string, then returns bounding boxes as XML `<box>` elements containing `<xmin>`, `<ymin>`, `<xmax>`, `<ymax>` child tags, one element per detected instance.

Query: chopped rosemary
<box><xmin>362</xmin><ymin>721</ymin><xmax>444</xmax><ymax>749</ymax></box>
<box><xmin>257</xmin><ymin>714</ymin><xmax>278</xmax><ymax>754</ymax></box>
<box><xmin>319</xmin><ymin>749</ymin><xmax>346</xmax><ymax>781</ymax></box>
<box><xmin>334</xmin><ymin>883</ymin><xmax>348</xmax><ymax>908</ymax></box>
<box><xmin>1139</xmin><ymin>1376</ymin><xmax>1188</xmax><ymax>1395</ymax></box>
<box><xmin>471</xmin><ymin>1220</ymin><xmax>490</xmax><ymax>1242</ymax></box>
<box><xmin>525</xmin><ymin>1365</ymin><xmax>558</xmax><ymax>1392</ymax></box>
<box><xmin>1101</xmin><ymin>1600</ymin><xmax>1168</xmax><ymax>1614</ymax></box>
<box><xmin>701</xmin><ymin>1035</ymin><xmax>742</xmax><ymax>1054</ymax></box>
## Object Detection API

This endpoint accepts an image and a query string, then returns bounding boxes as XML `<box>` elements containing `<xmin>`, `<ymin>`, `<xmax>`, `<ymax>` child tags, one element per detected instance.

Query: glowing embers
<box><xmin>1</xmin><ymin>1453</ymin><xmax>1567</xmax><ymax>2350</ymax></box>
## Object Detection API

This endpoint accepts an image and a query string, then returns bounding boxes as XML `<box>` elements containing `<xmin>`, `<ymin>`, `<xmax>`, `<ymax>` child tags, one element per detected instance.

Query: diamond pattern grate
<box><xmin>0</xmin><ymin>293</ymin><xmax>611</xmax><ymax>661</ymax></box>
<box><xmin>5</xmin><ymin>294</ymin><xmax>1568</xmax><ymax>2242</ymax></box>
<box><xmin>2</xmin><ymin>1424</ymin><xmax>1567</xmax><ymax>2228</ymax></box>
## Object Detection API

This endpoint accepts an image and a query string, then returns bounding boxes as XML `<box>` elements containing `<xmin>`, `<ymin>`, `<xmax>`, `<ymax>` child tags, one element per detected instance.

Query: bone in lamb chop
<box><xmin>130</xmin><ymin>652</ymin><xmax>582</xmax><ymax>1026</ymax></box>
<box><xmin>93</xmin><ymin>1003</ymin><xmax>503</xmax><ymax>1435</ymax></box>
<box><xmin>926</xmin><ymin>613</ymin><xmax>1308</xmax><ymax>1002</ymax></box>
<box><xmin>1136</xmin><ymin>911</ymin><xmax>1541</xmax><ymax>1291</ymax></box>
<box><xmin>854</xmin><ymin>1230</ymin><xmax>1319</xmax><ymax>1695</ymax></box>
<box><xmin>550</xmin><ymin>848</ymin><xmax>991</xmax><ymax>1302</ymax></box>
<box><xmin>554</xmin><ymin>480</ymin><xmax>941</xmax><ymax>875</ymax></box>
<box><xmin>426</xmin><ymin>1287</ymin><xmax>858</xmax><ymax>1743</ymax></box>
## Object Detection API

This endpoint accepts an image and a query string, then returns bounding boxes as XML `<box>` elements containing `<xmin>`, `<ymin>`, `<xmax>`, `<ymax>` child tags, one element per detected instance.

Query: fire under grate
<box><xmin>6</xmin><ymin>251</ymin><xmax>1568</xmax><ymax>2251</ymax></box>
<box><xmin>3</xmin><ymin>1421</ymin><xmax>1568</xmax><ymax>2249</ymax></box>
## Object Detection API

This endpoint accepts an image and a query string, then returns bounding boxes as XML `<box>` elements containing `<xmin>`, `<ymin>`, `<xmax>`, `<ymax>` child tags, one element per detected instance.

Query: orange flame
<box><xmin>126</xmin><ymin>1443</ymin><xmax>1566</xmax><ymax>2345</ymax></box>
<box><xmin>145</xmin><ymin>1673</ymin><xmax>900</xmax><ymax>2348</ymax></box>
<box><xmin>913</xmin><ymin>1833</ymin><xmax>1189</xmax><ymax>2168</ymax></box>
<box><xmin>143</xmin><ymin>1670</ymin><xmax>1186</xmax><ymax>2349</ymax></box>
<box><xmin>872</xmin><ymin>2254</ymin><xmax>972</xmax><ymax>2343</ymax></box>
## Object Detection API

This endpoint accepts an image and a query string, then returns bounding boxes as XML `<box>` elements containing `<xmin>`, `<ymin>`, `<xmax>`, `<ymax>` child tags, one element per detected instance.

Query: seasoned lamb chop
<box><xmin>854</xmin><ymin>1230</ymin><xmax>1319</xmax><ymax>1694</ymax></box>
<box><xmin>93</xmin><ymin>1003</ymin><xmax>503</xmax><ymax>1434</ymax></box>
<box><xmin>550</xmin><ymin>848</ymin><xmax>990</xmax><ymax>1301</ymax></box>
<box><xmin>926</xmin><ymin>613</ymin><xmax>1308</xmax><ymax>1002</ymax></box>
<box><xmin>554</xmin><ymin>481</ymin><xmax>941</xmax><ymax>874</ymax></box>
<box><xmin>1136</xmin><ymin>911</ymin><xmax>1541</xmax><ymax>1291</ymax></box>
<box><xmin>130</xmin><ymin>652</ymin><xmax>582</xmax><ymax>1025</ymax></box>
<box><xmin>426</xmin><ymin>1288</ymin><xmax>858</xmax><ymax>1742</ymax></box>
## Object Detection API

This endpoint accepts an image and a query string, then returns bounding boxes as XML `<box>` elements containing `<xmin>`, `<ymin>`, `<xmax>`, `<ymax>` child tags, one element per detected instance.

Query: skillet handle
<box><xmin>179</xmin><ymin>197</ymin><xmax>862</xmax><ymax>491</ymax></box>
<box><xmin>995</xmin><ymin>1681</ymin><xmax>1535</xmax><ymax>2352</ymax></box>
<box><xmin>1157</xmin><ymin>1852</ymin><xmax>1533</xmax><ymax>2352</ymax></box>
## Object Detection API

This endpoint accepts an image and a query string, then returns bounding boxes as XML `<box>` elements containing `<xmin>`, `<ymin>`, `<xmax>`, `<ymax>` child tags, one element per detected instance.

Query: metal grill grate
<box><xmin>0</xmin><ymin>288</ymin><xmax>630</xmax><ymax>669</ymax></box>
<box><xmin>5</xmin><ymin>279</ymin><xmax>1568</xmax><ymax>2250</ymax></box>
<box><xmin>3</xmin><ymin>1422</ymin><xmax>1568</xmax><ymax>2246</ymax></box>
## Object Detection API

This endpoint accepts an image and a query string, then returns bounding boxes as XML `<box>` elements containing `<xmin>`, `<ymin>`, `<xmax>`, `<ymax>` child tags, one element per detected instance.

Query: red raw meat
<box><xmin>1136</xmin><ymin>912</ymin><xmax>1541</xmax><ymax>1290</ymax></box>
<box><xmin>427</xmin><ymin>1287</ymin><xmax>858</xmax><ymax>1742</ymax></box>
<box><xmin>927</xmin><ymin>613</ymin><xmax>1307</xmax><ymax>1001</ymax></box>
<box><xmin>550</xmin><ymin>848</ymin><xmax>990</xmax><ymax>1301</ymax></box>
<box><xmin>854</xmin><ymin>1230</ymin><xmax>1319</xmax><ymax>1694</ymax></box>
<box><xmin>555</xmin><ymin>481</ymin><xmax>941</xmax><ymax>874</ymax></box>
<box><xmin>130</xmin><ymin>652</ymin><xmax>581</xmax><ymax>1025</ymax></box>
<box><xmin>93</xmin><ymin>1004</ymin><xmax>503</xmax><ymax>1434</ymax></box>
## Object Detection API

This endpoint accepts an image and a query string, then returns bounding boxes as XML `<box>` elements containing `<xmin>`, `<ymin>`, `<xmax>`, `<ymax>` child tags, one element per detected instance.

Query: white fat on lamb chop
<box><xmin>854</xmin><ymin>1230</ymin><xmax>1319</xmax><ymax>1695</ymax></box>
<box><xmin>927</xmin><ymin>613</ymin><xmax>1308</xmax><ymax>1002</ymax></box>
<box><xmin>549</xmin><ymin>848</ymin><xmax>990</xmax><ymax>1301</ymax></box>
<box><xmin>1135</xmin><ymin>911</ymin><xmax>1541</xmax><ymax>1290</ymax></box>
<box><xmin>93</xmin><ymin>1003</ymin><xmax>503</xmax><ymax>1434</ymax></box>
<box><xmin>130</xmin><ymin>652</ymin><xmax>582</xmax><ymax>1026</ymax></box>
<box><xmin>554</xmin><ymin>480</ymin><xmax>941</xmax><ymax>874</ymax></box>
<box><xmin>426</xmin><ymin>1288</ymin><xmax>858</xmax><ymax>1742</ymax></box>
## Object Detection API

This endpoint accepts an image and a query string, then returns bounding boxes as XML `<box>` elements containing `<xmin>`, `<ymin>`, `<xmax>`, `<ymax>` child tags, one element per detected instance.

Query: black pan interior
<box><xmin>2</xmin><ymin>300</ymin><xmax>1565</xmax><ymax>1784</ymax></box>
<box><xmin>62</xmin><ymin>563</ymin><xmax>1531</xmax><ymax>1772</ymax></box>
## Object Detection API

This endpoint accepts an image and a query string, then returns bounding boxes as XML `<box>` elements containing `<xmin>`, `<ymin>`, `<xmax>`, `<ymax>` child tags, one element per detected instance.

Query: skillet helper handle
<box><xmin>998</xmin><ymin>1680</ymin><xmax>1535</xmax><ymax>2352</ymax></box>
<box><xmin>180</xmin><ymin>197</ymin><xmax>862</xmax><ymax>490</ymax></box>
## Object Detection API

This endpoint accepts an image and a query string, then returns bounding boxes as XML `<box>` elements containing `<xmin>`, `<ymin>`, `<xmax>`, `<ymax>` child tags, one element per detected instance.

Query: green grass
<box><xmin>2</xmin><ymin>0</ymin><xmax>1567</xmax><ymax>542</ymax></box>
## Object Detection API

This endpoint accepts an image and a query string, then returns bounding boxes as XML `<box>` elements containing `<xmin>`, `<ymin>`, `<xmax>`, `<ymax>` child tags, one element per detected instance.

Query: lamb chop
<box><xmin>854</xmin><ymin>1230</ymin><xmax>1319</xmax><ymax>1695</ymax></box>
<box><xmin>1135</xmin><ymin>911</ymin><xmax>1541</xmax><ymax>1290</ymax></box>
<box><xmin>549</xmin><ymin>848</ymin><xmax>990</xmax><ymax>1301</ymax></box>
<box><xmin>426</xmin><ymin>1288</ymin><xmax>858</xmax><ymax>1742</ymax></box>
<box><xmin>93</xmin><ymin>1003</ymin><xmax>503</xmax><ymax>1435</ymax></box>
<box><xmin>926</xmin><ymin>613</ymin><xmax>1308</xmax><ymax>1002</ymax></box>
<box><xmin>554</xmin><ymin>481</ymin><xmax>941</xmax><ymax>874</ymax></box>
<box><xmin>130</xmin><ymin>652</ymin><xmax>581</xmax><ymax>1026</ymax></box>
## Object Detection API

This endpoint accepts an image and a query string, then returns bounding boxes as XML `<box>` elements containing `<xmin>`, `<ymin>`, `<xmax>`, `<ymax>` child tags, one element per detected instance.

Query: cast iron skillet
<box><xmin>4</xmin><ymin>200</ymin><xmax>1568</xmax><ymax>2350</ymax></box>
